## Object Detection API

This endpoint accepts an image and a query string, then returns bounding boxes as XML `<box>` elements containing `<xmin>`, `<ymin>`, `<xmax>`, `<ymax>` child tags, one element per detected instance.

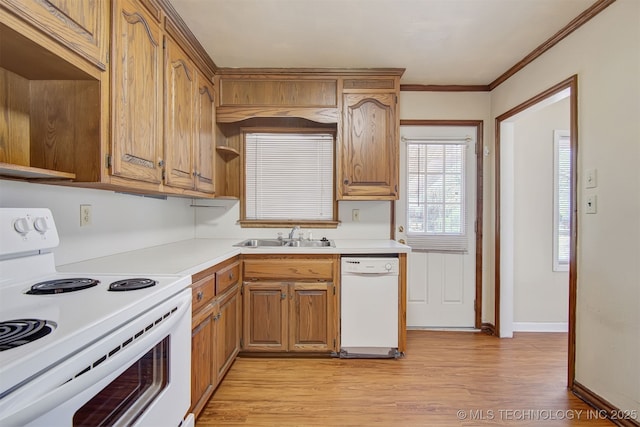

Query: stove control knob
<box><xmin>14</xmin><ymin>217</ymin><xmax>33</xmax><ymax>235</ymax></box>
<box><xmin>34</xmin><ymin>217</ymin><xmax>49</xmax><ymax>233</ymax></box>
<box><xmin>385</xmin><ymin>263</ymin><xmax>392</xmax><ymax>271</ymax></box>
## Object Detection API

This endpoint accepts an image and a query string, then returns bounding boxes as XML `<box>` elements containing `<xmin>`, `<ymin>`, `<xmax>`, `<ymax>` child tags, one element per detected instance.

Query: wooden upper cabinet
<box><xmin>111</xmin><ymin>0</ymin><xmax>163</xmax><ymax>184</ymax></box>
<box><xmin>164</xmin><ymin>36</ymin><xmax>196</xmax><ymax>190</ymax></box>
<box><xmin>195</xmin><ymin>74</ymin><xmax>216</xmax><ymax>194</ymax></box>
<box><xmin>339</xmin><ymin>93</ymin><xmax>398</xmax><ymax>200</ymax></box>
<box><xmin>0</xmin><ymin>0</ymin><xmax>108</xmax><ymax>69</ymax></box>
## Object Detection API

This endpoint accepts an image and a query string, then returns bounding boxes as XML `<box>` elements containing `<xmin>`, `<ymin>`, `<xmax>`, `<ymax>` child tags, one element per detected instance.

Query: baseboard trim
<box><xmin>407</xmin><ymin>327</ymin><xmax>480</xmax><ymax>332</ymax></box>
<box><xmin>513</xmin><ymin>322</ymin><xmax>568</xmax><ymax>332</ymax></box>
<box><xmin>481</xmin><ymin>322</ymin><xmax>496</xmax><ymax>336</ymax></box>
<box><xmin>573</xmin><ymin>381</ymin><xmax>640</xmax><ymax>427</ymax></box>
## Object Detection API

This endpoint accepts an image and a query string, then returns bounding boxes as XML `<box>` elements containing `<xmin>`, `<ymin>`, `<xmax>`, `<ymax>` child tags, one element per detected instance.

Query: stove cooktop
<box><xmin>26</xmin><ymin>278</ymin><xmax>100</xmax><ymax>295</ymax></box>
<box><xmin>0</xmin><ymin>319</ymin><xmax>57</xmax><ymax>352</ymax></box>
<box><xmin>0</xmin><ymin>268</ymin><xmax>190</xmax><ymax>397</ymax></box>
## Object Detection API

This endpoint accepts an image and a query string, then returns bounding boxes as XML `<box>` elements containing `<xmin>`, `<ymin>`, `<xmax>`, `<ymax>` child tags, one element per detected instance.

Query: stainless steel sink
<box><xmin>284</xmin><ymin>239</ymin><xmax>334</xmax><ymax>247</ymax></box>
<box><xmin>234</xmin><ymin>238</ymin><xmax>334</xmax><ymax>248</ymax></box>
<box><xmin>234</xmin><ymin>239</ymin><xmax>284</xmax><ymax>247</ymax></box>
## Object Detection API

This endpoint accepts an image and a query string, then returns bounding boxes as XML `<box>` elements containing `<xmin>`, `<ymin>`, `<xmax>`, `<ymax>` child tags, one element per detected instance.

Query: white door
<box><xmin>396</xmin><ymin>125</ymin><xmax>477</xmax><ymax>328</ymax></box>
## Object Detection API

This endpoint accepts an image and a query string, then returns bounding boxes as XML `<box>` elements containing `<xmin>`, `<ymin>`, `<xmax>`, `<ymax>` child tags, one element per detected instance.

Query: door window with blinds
<box><xmin>243</xmin><ymin>131</ymin><xmax>336</xmax><ymax>225</ymax></box>
<box><xmin>553</xmin><ymin>130</ymin><xmax>571</xmax><ymax>271</ymax></box>
<box><xmin>405</xmin><ymin>137</ymin><xmax>470</xmax><ymax>252</ymax></box>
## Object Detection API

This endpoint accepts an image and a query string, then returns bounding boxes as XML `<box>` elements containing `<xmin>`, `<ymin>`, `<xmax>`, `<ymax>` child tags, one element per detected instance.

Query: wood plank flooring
<box><xmin>196</xmin><ymin>331</ymin><xmax>614</xmax><ymax>426</ymax></box>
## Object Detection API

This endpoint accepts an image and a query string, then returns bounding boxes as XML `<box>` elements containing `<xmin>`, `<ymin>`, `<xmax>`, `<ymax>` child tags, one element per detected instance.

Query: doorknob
<box><xmin>398</xmin><ymin>225</ymin><xmax>404</xmax><ymax>232</ymax></box>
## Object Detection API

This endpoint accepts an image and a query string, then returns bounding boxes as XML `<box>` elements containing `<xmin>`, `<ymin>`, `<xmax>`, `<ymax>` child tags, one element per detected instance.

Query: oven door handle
<box><xmin>0</xmin><ymin>291</ymin><xmax>191</xmax><ymax>427</ymax></box>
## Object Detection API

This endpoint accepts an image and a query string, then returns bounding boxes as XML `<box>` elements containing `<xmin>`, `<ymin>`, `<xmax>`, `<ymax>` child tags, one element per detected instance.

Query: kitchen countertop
<box><xmin>58</xmin><ymin>238</ymin><xmax>410</xmax><ymax>277</ymax></box>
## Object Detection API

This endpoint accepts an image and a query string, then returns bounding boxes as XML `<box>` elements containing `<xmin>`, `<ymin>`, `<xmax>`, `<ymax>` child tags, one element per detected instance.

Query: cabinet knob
<box><xmin>281</xmin><ymin>293</ymin><xmax>286</xmax><ymax>300</ymax></box>
<box><xmin>343</xmin><ymin>179</ymin><xmax>349</xmax><ymax>185</ymax></box>
<box><xmin>228</xmin><ymin>272</ymin><xmax>234</xmax><ymax>280</ymax></box>
<box><xmin>197</xmin><ymin>290</ymin><xmax>204</xmax><ymax>301</ymax></box>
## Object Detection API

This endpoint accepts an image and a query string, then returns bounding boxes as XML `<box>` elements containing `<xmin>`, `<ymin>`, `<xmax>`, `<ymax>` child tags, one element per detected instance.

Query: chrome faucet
<box><xmin>288</xmin><ymin>226</ymin><xmax>300</xmax><ymax>240</ymax></box>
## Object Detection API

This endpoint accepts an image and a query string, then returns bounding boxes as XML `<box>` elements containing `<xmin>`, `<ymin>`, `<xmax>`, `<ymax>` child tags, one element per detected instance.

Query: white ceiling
<box><xmin>168</xmin><ymin>0</ymin><xmax>597</xmax><ymax>85</ymax></box>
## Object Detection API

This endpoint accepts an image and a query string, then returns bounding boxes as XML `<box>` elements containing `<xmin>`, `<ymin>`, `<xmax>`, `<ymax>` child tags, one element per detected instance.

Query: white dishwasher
<box><xmin>340</xmin><ymin>256</ymin><xmax>399</xmax><ymax>358</ymax></box>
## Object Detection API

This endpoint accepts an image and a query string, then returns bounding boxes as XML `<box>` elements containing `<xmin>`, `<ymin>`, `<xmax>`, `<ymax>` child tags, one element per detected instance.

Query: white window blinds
<box><xmin>245</xmin><ymin>133</ymin><xmax>334</xmax><ymax>221</ymax></box>
<box><xmin>553</xmin><ymin>130</ymin><xmax>571</xmax><ymax>271</ymax></box>
<box><xmin>405</xmin><ymin>138</ymin><xmax>468</xmax><ymax>252</ymax></box>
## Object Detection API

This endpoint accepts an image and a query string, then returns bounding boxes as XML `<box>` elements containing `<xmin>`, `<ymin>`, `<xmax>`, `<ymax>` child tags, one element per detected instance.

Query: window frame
<box><xmin>553</xmin><ymin>130</ymin><xmax>571</xmax><ymax>272</ymax></box>
<box><xmin>239</xmin><ymin>127</ymin><xmax>339</xmax><ymax>228</ymax></box>
<box><xmin>404</xmin><ymin>137</ymin><xmax>471</xmax><ymax>253</ymax></box>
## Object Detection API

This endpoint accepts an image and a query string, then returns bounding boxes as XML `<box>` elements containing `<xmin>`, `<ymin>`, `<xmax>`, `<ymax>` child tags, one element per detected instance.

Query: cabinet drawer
<box><xmin>191</xmin><ymin>276</ymin><xmax>215</xmax><ymax>313</ymax></box>
<box><xmin>216</xmin><ymin>261</ymin><xmax>240</xmax><ymax>295</ymax></box>
<box><xmin>244</xmin><ymin>259</ymin><xmax>333</xmax><ymax>281</ymax></box>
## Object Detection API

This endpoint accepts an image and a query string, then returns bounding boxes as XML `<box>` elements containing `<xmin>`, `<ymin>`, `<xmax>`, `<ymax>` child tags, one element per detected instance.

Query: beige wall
<box><xmin>399</xmin><ymin>91</ymin><xmax>494</xmax><ymax>324</ymax></box>
<box><xmin>490</xmin><ymin>0</ymin><xmax>639</xmax><ymax>413</ymax></box>
<box><xmin>513</xmin><ymin>97</ymin><xmax>570</xmax><ymax>325</ymax></box>
<box><xmin>0</xmin><ymin>180</ymin><xmax>195</xmax><ymax>265</ymax></box>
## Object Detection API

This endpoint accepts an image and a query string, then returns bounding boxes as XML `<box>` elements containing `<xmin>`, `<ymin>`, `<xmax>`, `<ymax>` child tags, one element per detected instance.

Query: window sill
<box><xmin>238</xmin><ymin>220</ymin><xmax>340</xmax><ymax>229</ymax></box>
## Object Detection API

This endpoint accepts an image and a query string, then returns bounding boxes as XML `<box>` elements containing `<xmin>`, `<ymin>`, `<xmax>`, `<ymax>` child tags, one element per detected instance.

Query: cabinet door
<box><xmin>242</xmin><ymin>282</ymin><xmax>288</xmax><ymax>352</ymax></box>
<box><xmin>190</xmin><ymin>312</ymin><xmax>215</xmax><ymax>415</ymax></box>
<box><xmin>194</xmin><ymin>74</ymin><xmax>216</xmax><ymax>193</ymax></box>
<box><xmin>1</xmin><ymin>0</ymin><xmax>108</xmax><ymax>68</ymax></box>
<box><xmin>164</xmin><ymin>36</ymin><xmax>196</xmax><ymax>190</ymax></box>
<box><xmin>215</xmin><ymin>285</ymin><xmax>241</xmax><ymax>382</ymax></box>
<box><xmin>289</xmin><ymin>282</ymin><xmax>335</xmax><ymax>352</ymax></box>
<box><xmin>111</xmin><ymin>0</ymin><xmax>163</xmax><ymax>184</ymax></box>
<box><xmin>340</xmin><ymin>93</ymin><xmax>398</xmax><ymax>200</ymax></box>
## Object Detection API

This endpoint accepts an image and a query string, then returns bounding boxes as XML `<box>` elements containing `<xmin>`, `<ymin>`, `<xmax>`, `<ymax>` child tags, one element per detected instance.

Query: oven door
<box><xmin>0</xmin><ymin>289</ymin><xmax>193</xmax><ymax>427</ymax></box>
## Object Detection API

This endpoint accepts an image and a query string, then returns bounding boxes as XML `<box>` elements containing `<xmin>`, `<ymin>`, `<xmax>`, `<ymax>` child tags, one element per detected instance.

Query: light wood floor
<box><xmin>196</xmin><ymin>331</ymin><xmax>613</xmax><ymax>426</ymax></box>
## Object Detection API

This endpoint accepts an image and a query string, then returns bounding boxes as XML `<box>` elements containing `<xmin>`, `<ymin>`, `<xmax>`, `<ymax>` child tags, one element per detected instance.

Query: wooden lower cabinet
<box><xmin>191</xmin><ymin>307</ymin><xmax>215</xmax><ymax>415</ymax></box>
<box><xmin>190</xmin><ymin>257</ymin><xmax>241</xmax><ymax>418</ymax></box>
<box><xmin>289</xmin><ymin>282</ymin><xmax>335</xmax><ymax>352</ymax></box>
<box><xmin>242</xmin><ymin>281</ymin><xmax>336</xmax><ymax>353</ymax></box>
<box><xmin>215</xmin><ymin>285</ymin><xmax>241</xmax><ymax>382</ymax></box>
<box><xmin>242</xmin><ymin>282</ymin><xmax>288</xmax><ymax>351</ymax></box>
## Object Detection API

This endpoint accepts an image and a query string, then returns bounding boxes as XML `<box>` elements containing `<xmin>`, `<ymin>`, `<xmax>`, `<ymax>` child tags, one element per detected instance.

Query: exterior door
<box><xmin>396</xmin><ymin>125</ymin><xmax>477</xmax><ymax>328</ymax></box>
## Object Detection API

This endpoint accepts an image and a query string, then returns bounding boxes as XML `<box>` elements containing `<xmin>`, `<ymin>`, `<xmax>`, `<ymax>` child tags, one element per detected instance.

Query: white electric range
<box><xmin>0</xmin><ymin>208</ymin><xmax>194</xmax><ymax>427</ymax></box>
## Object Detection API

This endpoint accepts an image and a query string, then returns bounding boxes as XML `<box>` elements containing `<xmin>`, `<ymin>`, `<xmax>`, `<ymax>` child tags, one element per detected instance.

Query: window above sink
<box><xmin>239</xmin><ymin>129</ymin><xmax>339</xmax><ymax>229</ymax></box>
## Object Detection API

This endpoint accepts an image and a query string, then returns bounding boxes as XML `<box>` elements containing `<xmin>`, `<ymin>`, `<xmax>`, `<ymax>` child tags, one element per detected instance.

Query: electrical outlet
<box><xmin>80</xmin><ymin>205</ymin><xmax>92</xmax><ymax>227</ymax></box>
<box><xmin>352</xmin><ymin>209</ymin><xmax>360</xmax><ymax>222</ymax></box>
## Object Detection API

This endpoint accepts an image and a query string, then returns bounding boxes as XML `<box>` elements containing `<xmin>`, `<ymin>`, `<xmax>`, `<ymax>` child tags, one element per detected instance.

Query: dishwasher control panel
<box><xmin>341</xmin><ymin>257</ymin><xmax>399</xmax><ymax>275</ymax></box>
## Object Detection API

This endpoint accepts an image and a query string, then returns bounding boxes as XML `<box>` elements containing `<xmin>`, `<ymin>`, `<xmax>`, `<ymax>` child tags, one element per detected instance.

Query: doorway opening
<box><xmin>494</xmin><ymin>75</ymin><xmax>578</xmax><ymax>386</ymax></box>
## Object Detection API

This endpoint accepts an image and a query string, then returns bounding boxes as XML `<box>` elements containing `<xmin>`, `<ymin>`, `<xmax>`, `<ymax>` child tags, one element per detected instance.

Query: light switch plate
<box><xmin>585</xmin><ymin>169</ymin><xmax>597</xmax><ymax>188</ymax></box>
<box><xmin>586</xmin><ymin>195</ymin><xmax>597</xmax><ymax>214</ymax></box>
